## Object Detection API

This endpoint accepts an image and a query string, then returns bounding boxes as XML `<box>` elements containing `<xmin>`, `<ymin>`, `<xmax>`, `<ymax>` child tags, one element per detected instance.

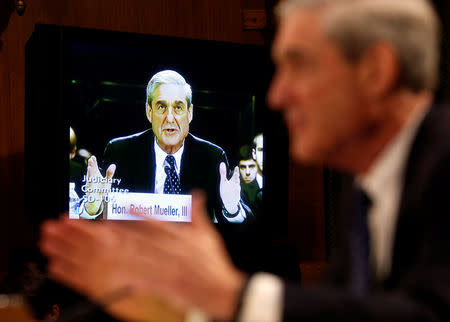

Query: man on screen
<box><xmin>238</xmin><ymin>150</ymin><xmax>258</xmax><ymax>185</ymax></box>
<box><xmin>238</xmin><ymin>145</ymin><xmax>262</xmax><ymax>218</ymax></box>
<box><xmin>252</xmin><ymin>133</ymin><xmax>263</xmax><ymax>189</ymax></box>
<box><xmin>82</xmin><ymin>70</ymin><xmax>250</xmax><ymax>223</ymax></box>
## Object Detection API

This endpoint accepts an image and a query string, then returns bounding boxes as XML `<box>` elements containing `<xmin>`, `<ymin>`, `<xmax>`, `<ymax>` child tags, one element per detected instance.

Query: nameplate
<box><xmin>106</xmin><ymin>192</ymin><xmax>192</xmax><ymax>222</ymax></box>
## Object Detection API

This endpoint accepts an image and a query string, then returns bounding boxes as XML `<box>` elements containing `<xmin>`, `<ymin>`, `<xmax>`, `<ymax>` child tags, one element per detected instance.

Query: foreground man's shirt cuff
<box><xmin>238</xmin><ymin>273</ymin><xmax>283</xmax><ymax>322</ymax></box>
<box><xmin>185</xmin><ymin>308</ymin><xmax>210</xmax><ymax>322</ymax></box>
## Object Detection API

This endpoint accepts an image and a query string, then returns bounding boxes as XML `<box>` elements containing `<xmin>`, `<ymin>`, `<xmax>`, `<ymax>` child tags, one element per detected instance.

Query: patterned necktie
<box><xmin>163</xmin><ymin>155</ymin><xmax>181</xmax><ymax>194</ymax></box>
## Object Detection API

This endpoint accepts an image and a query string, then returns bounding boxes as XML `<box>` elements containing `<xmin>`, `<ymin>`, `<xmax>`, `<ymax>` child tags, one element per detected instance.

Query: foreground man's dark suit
<box><xmin>283</xmin><ymin>105</ymin><xmax>450</xmax><ymax>321</ymax></box>
<box><xmin>102</xmin><ymin>129</ymin><xmax>233</xmax><ymax>223</ymax></box>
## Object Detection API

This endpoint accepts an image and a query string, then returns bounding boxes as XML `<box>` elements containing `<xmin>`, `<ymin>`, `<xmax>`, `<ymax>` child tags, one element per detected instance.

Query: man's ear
<box><xmin>146</xmin><ymin>103</ymin><xmax>152</xmax><ymax>123</ymax></box>
<box><xmin>357</xmin><ymin>42</ymin><xmax>400</xmax><ymax>100</ymax></box>
<box><xmin>188</xmin><ymin>104</ymin><xmax>193</xmax><ymax>123</ymax></box>
<box><xmin>252</xmin><ymin>148</ymin><xmax>256</xmax><ymax>160</ymax></box>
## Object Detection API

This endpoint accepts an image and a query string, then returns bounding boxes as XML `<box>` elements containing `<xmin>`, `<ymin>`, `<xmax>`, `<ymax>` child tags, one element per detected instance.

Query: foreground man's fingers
<box><xmin>41</xmin><ymin>217</ymin><xmax>185</xmax><ymax>321</ymax></box>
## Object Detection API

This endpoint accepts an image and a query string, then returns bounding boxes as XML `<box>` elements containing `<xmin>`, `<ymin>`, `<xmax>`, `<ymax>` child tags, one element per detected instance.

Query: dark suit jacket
<box><xmin>282</xmin><ymin>105</ymin><xmax>450</xmax><ymax>321</ymax></box>
<box><xmin>241</xmin><ymin>179</ymin><xmax>262</xmax><ymax>219</ymax></box>
<box><xmin>102</xmin><ymin>129</ymin><xmax>235</xmax><ymax>223</ymax></box>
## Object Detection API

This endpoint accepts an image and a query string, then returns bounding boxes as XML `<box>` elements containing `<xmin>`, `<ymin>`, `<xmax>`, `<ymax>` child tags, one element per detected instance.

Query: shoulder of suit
<box><xmin>107</xmin><ymin>129</ymin><xmax>152</xmax><ymax>147</ymax></box>
<box><xmin>405</xmin><ymin>104</ymin><xmax>450</xmax><ymax>188</ymax></box>
<box><xmin>414</xmin><ymin>105</ymin><xmax>450</xmax><ymax>154</ymax></box>
<box><xmin>186</xmin><ymin>133</ymin><xmax>225</xmax><ymax>155</ymax></box>
<box><xmin>424</xmin><ymin>105</ymin><xmax>450</xmax><ymax>142</ymax></box>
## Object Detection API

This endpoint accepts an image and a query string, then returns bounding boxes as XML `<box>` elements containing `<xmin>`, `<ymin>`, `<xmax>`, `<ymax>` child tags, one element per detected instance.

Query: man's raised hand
<box><xmin>84</xmin><ymin>156</ymin><xmax>116</xmax><ymax>215</ymax></box>
<box><xmin>219</xmin><ymin>162</ymin><xmax>241</xmax><ymax>214</ymax></box>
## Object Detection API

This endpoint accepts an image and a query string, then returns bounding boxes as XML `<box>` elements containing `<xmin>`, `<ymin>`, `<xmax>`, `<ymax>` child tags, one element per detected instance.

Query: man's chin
<box><xmin>158</xmin><ymin>137</ymin><xmax>183</xmax><ymax>153</ymax></box>
<box><xmin>290</xmin><ymin>143</ymin><xmax>325</xmax><ymax>165</ymax></box>
<box><xmin>161</xmin><ymin>134</ymin><xmax>181</xmax><ymax>144</ymax></box>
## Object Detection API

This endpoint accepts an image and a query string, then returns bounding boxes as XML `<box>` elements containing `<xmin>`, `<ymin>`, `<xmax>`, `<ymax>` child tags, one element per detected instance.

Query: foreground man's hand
<box><xmin>40</xmin><ymin>191</ymin><xmax>246</xmax><ymax>321</ymax></box>
<box><xmin>40</xmin><ymin>216</ymin><xmax>184</xmax><ymax>321</ymax></box>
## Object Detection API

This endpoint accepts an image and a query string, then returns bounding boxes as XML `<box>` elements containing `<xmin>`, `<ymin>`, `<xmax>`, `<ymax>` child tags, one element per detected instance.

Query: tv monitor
<box><xmin>25</xmin><ymin>24</ymin><xmax>289</xmax><ymax>236</ymax></box>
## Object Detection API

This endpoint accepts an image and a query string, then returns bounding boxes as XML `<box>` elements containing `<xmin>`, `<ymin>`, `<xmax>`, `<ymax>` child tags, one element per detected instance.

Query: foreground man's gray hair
<box><xmin>276</xmin><ymin>0</ymin><xmax>441</xmax><ymax>92</ymax></box>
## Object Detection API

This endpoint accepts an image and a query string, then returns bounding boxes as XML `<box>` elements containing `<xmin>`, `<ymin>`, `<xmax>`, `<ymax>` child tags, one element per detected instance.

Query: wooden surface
<box><xmin>0</xmin><ymin>0</ymin><xmax>327</xmax><ymax>275</ymax></box>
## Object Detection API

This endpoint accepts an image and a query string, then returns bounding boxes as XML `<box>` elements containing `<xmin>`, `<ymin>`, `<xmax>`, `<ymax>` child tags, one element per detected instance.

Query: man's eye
<box><xmin>157</xmin><ymin>104</ymin><xmax>166</xmax><ymax>110</ymax></box>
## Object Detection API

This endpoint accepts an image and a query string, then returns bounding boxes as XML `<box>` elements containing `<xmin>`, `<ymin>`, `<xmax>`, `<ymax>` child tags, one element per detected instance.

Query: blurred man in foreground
<box><xmin>41</xmin><ymin>0</ymin><xmax>450</xmax><ymax>321</ymax></box>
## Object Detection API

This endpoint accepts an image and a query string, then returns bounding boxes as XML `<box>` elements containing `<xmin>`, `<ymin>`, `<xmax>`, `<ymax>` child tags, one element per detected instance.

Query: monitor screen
<box><xmin>26</xmin><ymin>25</ymin><xmax>288</xmax><ymax>230</ymax></box>
<box><xmin>68</xmin><ymin>62</ymin><xmax>264</xmax><ymax>224</ymax></box>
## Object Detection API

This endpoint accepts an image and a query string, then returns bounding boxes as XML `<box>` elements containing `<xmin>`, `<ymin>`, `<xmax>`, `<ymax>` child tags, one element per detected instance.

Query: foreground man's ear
<box><xmin>357</xmin><ymin>42</ymin><xmax>400</xmax><ymax>100</ymax></box>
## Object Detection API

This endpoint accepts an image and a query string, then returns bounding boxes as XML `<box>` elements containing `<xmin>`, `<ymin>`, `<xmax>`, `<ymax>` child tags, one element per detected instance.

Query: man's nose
<box><xmin>166</xmin><ymin>107</ymin><xmax>175</xmax><ymax>122</ymax></box>
<box><xmin>267</xmin><ymin>71</ymin><xmax>289</xmax><ymax>111</ymax></box>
